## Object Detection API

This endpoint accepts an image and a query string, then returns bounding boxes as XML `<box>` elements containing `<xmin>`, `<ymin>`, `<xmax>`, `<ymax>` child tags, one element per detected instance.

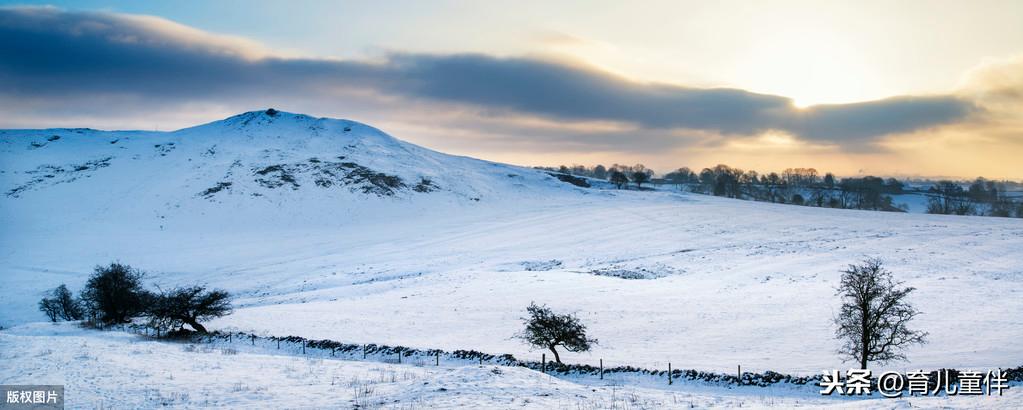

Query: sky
<box><xmin>1</xmin><ymin>1</ymin><xmax>1021</xmax><ymax>179</ymax></box>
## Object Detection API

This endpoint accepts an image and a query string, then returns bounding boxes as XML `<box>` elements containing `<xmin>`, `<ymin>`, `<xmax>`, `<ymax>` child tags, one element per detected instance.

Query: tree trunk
<box><xmin>548</xmin><ymin>346</ymin><xmax>562</xmax><ymax>364</ymax></box>
<box><xmin>185</xmin><ymin>318</ymin><xmax>207</xmax><ymax>333</ymax></box>
<box><xmin>860</xmin><ymin>301</ymin><xmax>870</xmax><ymax>369</ymax></box>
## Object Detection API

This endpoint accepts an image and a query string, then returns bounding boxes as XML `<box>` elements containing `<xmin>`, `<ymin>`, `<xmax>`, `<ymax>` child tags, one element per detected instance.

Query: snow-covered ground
<box><xmin>5</xmin><ymin>189</ymin><xmax>1018</xmax><ymax>374</ymax></box>
<box><xmin>889</xmin><ymin>192</ymin><xmax>931</xmax><ymax>213</ymax></box>
<box><xmin>2</xmin><ymin>110</ymin><xmax>1021</xmax><ymax>407</ymax></box>
<box><xmin>1</xmin><ymin>323</ymin><xmax>1016</xmax><ymax>409</ymax></box>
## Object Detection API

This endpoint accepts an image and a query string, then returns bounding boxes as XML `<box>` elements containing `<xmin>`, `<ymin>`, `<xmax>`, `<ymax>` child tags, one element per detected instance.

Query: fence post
<box><xmin>251</xmin><ymin>335</ymin><xmax>255</xmax><ymax>345</ymax></box>
<box><xmin>668</xmin><ymin>362</ymin><xmax>672</xmax><ymax>385</ymax></box>
<box><xmin>737</xmin><ymin>365</ymin><xmax>741</xmax><ymax>386</ymax></box>
<box><xmin>277</xmin><ymin>338</ymin><xmax>280</xmax><ymax>349</ymax></box>
<box><xmin>302</xmin><ymin>342</ymin><xmax>306</xmax><ymax>355</ymax></box>
<box><xmin>436</xmin><ymin>351</ymin><xmax>439</xmax><ymax>366</ymax></box>
<box><xmin>397</xmin><ymin>349</ymin><xmax>402</xmax><ymax>364</ymax></box>
<box><xmin>229</xmin><ymin>333</ymin><xmax>232</xmax><ymax>343</ymax></box>
<box><xmin>331</xmin><ymin>347</ymin><xmax>335</xmax><ymax>357</ymax></box>
<box><xmin>600</xmin><ymin>358</ymin><xmax>603</xmax><ymax>380</ymax></box>
<box><xmin>479</xmin><ymin>355</ymin><xmax>483</xmax><ymax>365</ymax></box>
<box><xmin>542</xmin><ymin>354</ymin><xmax>546</xmax><ymax>373</ymax></box>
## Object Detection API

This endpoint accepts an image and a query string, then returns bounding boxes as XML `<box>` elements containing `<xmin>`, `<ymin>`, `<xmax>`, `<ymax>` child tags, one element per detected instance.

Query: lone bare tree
<box><xmin>148</xmin><ymin>286</ymin><xmax>232</xmax><ymax>333</ymax></box>
<box><xmin>834</xmin><ymin>258</ymin><xmax>927</xmax><ymax>369</ymax></box>
<box><xmin>518</xmin><ymin>302</ymin><xmax>596</xmax><ymax>364</ymax></box>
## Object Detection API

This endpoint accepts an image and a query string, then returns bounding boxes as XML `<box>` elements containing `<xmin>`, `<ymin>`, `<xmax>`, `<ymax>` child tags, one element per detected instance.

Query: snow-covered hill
<box><xmin>0</xmin><ymin>109</ymin><xmax>588</xmax><ymax>235</ymax></box>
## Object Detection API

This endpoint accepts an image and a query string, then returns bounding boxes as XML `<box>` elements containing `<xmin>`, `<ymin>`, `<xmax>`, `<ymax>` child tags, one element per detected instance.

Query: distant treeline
<box><xmin>539</xmin><ymin>163</ymin><xmax>1023</xmax><ymax>218</ymax></box>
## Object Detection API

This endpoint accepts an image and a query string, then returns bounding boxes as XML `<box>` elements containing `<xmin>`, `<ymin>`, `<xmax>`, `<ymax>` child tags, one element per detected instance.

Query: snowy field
<box><xmin>1</xmin><ymin>323</ymin><xmax>1016</xmax><ymax>409</ymax></box>
<box><xmin>4</xmin><ymin>191</ymin><xmax>1019</xmax><ymax>374</ymax></box>
<box><xmin>208</xmin><ymin>195</ymin><xmax>1023</xmax><ymax>375</ymax></box>
<box><xmin>2</xmin><ymin>111</ymin><xmax>1021</xmax><ymax>407</ymax></box>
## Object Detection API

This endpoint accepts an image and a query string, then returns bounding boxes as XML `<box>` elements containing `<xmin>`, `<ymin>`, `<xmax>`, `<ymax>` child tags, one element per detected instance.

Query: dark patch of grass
<box><xmin>547</xmin><ymin>172</ymin><xmax>591</xmax><ymax>188</ymax></box>
<box><xmin>199</xmin><ymin>182</ymin><xmax>233</xmax><ymax>198</ymax></box>
<box><xmin>413</xmin><ymin>177</ymin><xmax>438</xmax><ymax>193</ymax></box>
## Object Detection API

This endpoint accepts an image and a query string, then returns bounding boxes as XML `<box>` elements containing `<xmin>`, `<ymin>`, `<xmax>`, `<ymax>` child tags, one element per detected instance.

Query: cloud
<box><xmin>958</xmin><ymin>54</ymin><xmax>1023</xmax><ymax>116</ymax></box>
<box><xmin>0</xmin><ymin>6</ymin><xmax>979</xmax><ymax>151</ymax></box>
<box><xmin>786</xmin><ymin>96</ymin><xmax>976</xmax><ymax>143</ymax></box>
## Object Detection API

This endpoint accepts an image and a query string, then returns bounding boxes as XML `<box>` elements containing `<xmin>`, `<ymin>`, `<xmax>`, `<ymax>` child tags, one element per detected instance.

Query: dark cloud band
<box><xmin>0</xmin><ymin>6</ymin><xmax>975</xmax><ymax>147</ymax></box>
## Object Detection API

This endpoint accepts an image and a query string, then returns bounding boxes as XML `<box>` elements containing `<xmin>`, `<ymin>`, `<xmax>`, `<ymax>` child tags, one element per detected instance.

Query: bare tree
<box><xmin>834</xmin><ymin>259</ymin><xmax>928</xmax><ymax>369</ymax></box>
<box><xmin>609</xmin><ymin>171</ymin><xmax>629</xmax><ymax>189</ymax></box>
<box><xmin>147</xmin><ymin>286</ymin><xmax>232</xmax><ymax>334</ymax></box>
<box><xmin>518</xmin><ymin>302</ymin><xmax>596</xmax><ymax>364</ymax></box>
<box><xmin>81</xmin><ymin>263</ymin><xmax>150</xmax><ymax>324</ymax></box>
<box><xmin>927</xmin><ymin>181</ymin><xmax>976</xmax><ymax>215</ymax></box>
<box><xmin>665</xmin><ymin>168</ymin><xmax>694</xmax><ymax>190</ymax></box>
<box><xmin>38</xmin><ymin>284</ymin><xmax>84</xmax><ymax>322</ymax></box>
<box><xmin>631</xmin><ymin>171</ymin><xmax>650</xmax><ymax>188</ymax></box>
<box><xmin>39</xmin><ymin>297</ymin><xmax>60</xmax><ymax>322</ymax></box>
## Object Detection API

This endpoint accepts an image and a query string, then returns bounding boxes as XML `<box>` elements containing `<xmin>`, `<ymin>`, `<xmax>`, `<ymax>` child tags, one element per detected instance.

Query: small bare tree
<box><xmin>147</xmin><ymin>286</ymin><xmax>232</xmax><ymax>334</ymax></box>
<box><xmin>518</xmin><ymin>302</ymin><xmax>596</xmax><ymax>364</ymax></box>
<box><xmin>39</xmin><ymin>284</ymin><xmax>84</xmax><ymax>322</ymax></box>
<box><xmin>609</xmin><ymin>171</ymin><xmax>629</xmax><ymax>189</ymax></box>
<box><xmin>39</xmin><ymin>297</ymin><xmax>60</xmax><ymax>322</ymax></box>
<box><xmin>631</xmin><ymin>171</ymin><xmax>650</xmax><ymax>188</ymax></box>
<box><xmin>834</xmin><ymin>259</ymin><xmax>927</xmax><ymax>369</ymax></box>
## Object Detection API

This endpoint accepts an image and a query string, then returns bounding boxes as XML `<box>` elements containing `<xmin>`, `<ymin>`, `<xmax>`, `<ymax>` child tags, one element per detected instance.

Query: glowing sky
<box><xmin>1</xmin><ymin>1</ymin><xmax>1021</xmax><ymax>178</ymax></box>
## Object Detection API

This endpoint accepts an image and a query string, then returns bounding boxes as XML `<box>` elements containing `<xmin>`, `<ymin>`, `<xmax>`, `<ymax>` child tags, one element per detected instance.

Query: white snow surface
<box><xmin>1</xmin><ymin>110</ymin><xmax>1022</xmax><ymax>407</ymax></box>
<box><xmin>0</xmin><ymin>323</ymin><xmax>1016</xmax><ymax>409</ymax></box>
